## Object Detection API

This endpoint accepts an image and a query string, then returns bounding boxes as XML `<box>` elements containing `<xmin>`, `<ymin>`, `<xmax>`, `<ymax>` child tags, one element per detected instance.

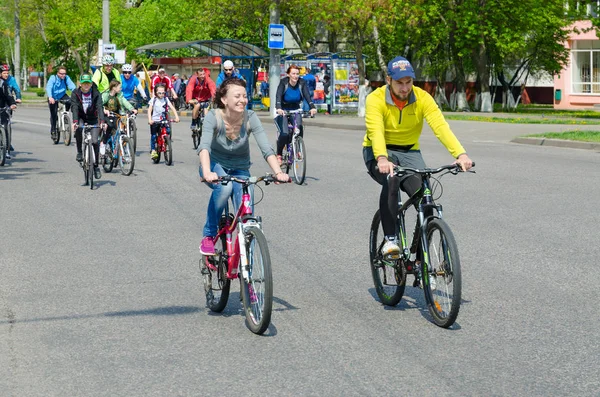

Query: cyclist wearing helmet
<box><xmin>215</xmin><ymin>60</ymin><xmax>244</xmax><ymax>88</ymax></box>
<box><xmin>120</xmin><ymin>63</ymin><xmax>147</xmax><ymax>109</ymax></box>
<box><xmin>0</xmin><ymin>64</ymin><xmax>17</xmax><ymax>159</ymax></box>
<box><xmin>92</xmin><ymin>55</ymin><xmax>121</xmax><ymax>93</ymax></box>
<box><xmin>45</xmin><ymin>65</ymin><xmax>76</xmax><ymax>139</ymax></box>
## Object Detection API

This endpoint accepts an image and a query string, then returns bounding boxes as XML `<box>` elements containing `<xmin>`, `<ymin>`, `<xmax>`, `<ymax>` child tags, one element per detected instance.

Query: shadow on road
<box><xmin>0</xmin><ymin>305</ymin><xmax>203</xmax><ymax>325</ymax></box>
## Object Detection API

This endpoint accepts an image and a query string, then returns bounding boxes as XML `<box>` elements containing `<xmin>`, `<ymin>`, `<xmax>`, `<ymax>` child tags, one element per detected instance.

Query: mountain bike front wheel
<box><xmin>128</xmin><ymin>119</ymin><xmax>137</xmax><ymax>152</ymax></box>
<box><xmin>369</xmin><ymin>209</ymin><xmax>406</xmax><ymax>306</ymax></box>
<box><xmin>240</xmin><ymin>226</ymin><xmax>273</xmax><ymax>335</ymax></box>
<box><xmin>201</xmin><ymin>234</ymin><xmax>231</xmax><ymax>312</ymax></box>
<box><xmin>119</xmin><ymin>136</ymin><xmax>135</xmax><ymax>176</ymax></box>
<box><xmin>421</xmin><ymin>218</ymin><xmax>462</xmax><ymax>328</ymax></box>
<box><xmin>292</xmin><ymin>136</ymin><xmax>306</xmax><ymax>185</ymax></box>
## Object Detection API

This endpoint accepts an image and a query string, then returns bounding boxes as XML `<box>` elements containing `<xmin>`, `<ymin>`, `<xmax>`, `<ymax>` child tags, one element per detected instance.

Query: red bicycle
<box><xmin>153</xmin><ymin>118</ymin><xmax>174</xmax><ymax>165</ymax></box>
<box><xmin>200</xmin><ymin>174</ymin><xmax>288</xmax><ymax>335</ymax></box>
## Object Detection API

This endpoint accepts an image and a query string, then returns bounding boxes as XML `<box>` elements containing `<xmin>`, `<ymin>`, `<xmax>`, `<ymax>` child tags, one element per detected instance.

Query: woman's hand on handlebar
<box><xmin>202</xmin><ymin>171</ymin><xmax>219</xmax><ymax>183</ymax></box>
<box><xmin>276</xmin><ymin>109</ymin><xmax>285</xmax><ymax>116</ymax></box>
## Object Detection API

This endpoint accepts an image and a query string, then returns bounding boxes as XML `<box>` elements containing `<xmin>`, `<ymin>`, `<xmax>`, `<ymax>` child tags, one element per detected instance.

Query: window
<box><xmin>572</xmin><ymin>40</ymin><xmax>600</xmax><ymax>94</ymax></box>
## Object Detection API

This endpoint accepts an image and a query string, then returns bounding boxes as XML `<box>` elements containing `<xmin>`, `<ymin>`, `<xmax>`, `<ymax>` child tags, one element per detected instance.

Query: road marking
<box><xmin>13</xmin><ymin>119</ymin><xmax>49</xmax><ymax>127</ymax></box>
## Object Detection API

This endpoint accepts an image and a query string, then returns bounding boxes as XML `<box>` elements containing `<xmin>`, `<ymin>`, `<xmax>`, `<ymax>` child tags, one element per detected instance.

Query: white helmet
<box><xmin>122</xmin><ymin>63</ymin><xmax>133</xmax><ymax>72</ymax></box>
<box><xmin>223</xmin><ymin>60</ymin><xmax>234</xmax><ymax>69</ymax></box>
<box><xmin>102</xmin><ymin>55</ymin><xmax>114</xmax><ymax>65</ymax></box>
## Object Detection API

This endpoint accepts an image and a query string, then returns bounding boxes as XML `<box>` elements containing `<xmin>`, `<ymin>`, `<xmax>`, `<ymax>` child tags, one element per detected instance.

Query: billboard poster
<box><xmin>332</xmin><ymin>61</ymin><xmax>359</xmax><ymax>107</ymax></box>
<box><xmin>308</xmin><ymin>59</ymin><xmax>331</xmax><ymax>105</ymax></box>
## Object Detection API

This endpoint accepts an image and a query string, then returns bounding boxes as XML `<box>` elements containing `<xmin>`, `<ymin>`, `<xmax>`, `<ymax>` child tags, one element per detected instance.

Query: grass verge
<box><xmin>524</xmin><ymin>130</ymin><xmax>600</xmax><ymax>142</ymax></box>
<box><xmin>445</xmin><ymin>115</ymin><xmax>600</xmax><ymax>125</ymax></box>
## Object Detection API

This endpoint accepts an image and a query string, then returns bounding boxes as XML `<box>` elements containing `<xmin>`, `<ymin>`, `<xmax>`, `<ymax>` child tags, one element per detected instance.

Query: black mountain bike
<box><xmin>369</xmin><ymin>163</ymin><xmax>475</xmax><ymax>328</ymax></box>
<box><xmin>191</xmin><ymin>101</ymin><xmax>210</xmax><ymax>150</ymax></box>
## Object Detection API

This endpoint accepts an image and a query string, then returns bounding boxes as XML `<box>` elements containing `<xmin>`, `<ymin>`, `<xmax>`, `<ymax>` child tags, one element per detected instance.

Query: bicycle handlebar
<box><xmin>392</xmin><ymin>162</ymin><xmax>476</xmax><ymax>176</ymax></box>
<box><xmin>217</xmin><ymin>174</ymin><xmax>291</xmax><ymax>185</ymax></box>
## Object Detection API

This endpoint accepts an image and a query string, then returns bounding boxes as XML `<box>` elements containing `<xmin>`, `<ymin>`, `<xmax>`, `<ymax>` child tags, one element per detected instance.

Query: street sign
<box><xmin>103</xmin><ymin>43</ymin><xmax>116</xmax><ymax>53</ymax></box>
<box><xmin>268</xmin><ymin>24</ymin><xmax>284</xmax><ymax>50</ymax></box>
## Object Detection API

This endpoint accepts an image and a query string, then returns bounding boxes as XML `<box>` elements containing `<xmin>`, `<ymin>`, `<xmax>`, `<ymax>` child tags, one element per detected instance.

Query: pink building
<box><xmin>554</xmin><ymin>20</ymin><xmax>600</xmax><ymax>109</ymax></box>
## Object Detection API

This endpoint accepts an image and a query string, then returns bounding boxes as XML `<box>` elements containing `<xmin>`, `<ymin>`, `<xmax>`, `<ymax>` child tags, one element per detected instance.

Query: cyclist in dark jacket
<box><xmin>70</xmin><ymin>73</ymin><xmax>105</xmax><ymax>178</ymax></box>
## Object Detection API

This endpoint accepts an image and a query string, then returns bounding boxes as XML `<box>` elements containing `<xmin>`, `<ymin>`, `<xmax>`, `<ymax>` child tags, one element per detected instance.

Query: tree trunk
<box><xmin>372</xmin><ymin>17</ymin><xmax>388</xmax><ymax>78</ymax></box>
<box><xmin>14</xmin><ymin>0</ymin><xmax>21</xmax><ymax>91</ymax></box>
<box><xmin>472</xmin><ymin>42</ymin><xmax>492</xmax><ymax>112</ymax></box>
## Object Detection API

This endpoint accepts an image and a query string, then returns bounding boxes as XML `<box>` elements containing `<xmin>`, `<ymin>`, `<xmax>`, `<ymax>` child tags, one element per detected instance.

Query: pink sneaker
<box><xmin>199</xmin><ymin>237</ymin><xmax>215</xmax><ymax>255</ymax></box>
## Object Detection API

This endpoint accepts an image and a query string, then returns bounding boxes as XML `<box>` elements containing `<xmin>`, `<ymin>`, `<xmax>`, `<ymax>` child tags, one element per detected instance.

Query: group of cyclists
<box><xmin>5</xmin><ymin>54</ymin><xmax>474</xmax><ymax>274</ymax></box>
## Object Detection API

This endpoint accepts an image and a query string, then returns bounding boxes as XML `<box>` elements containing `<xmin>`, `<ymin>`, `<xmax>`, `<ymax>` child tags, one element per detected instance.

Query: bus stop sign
<box><xmin>268</xmin><ymin>24</ymin><xmax>284</xmax><ymax>50</ymax></box>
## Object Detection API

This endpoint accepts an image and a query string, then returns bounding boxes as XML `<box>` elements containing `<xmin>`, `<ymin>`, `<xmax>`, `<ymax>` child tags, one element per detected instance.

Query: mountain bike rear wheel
<box><xmin>119</xmin><ymin>136</ymin><xmax>135</xmax><ymax>176</ymax></box>
<box><xmin>240</xmin><ymin>226</ymin><xmax>273</xmax><ymax>335</ymax></box>
<box><xmin>421</xmin><ymin>218</ymin><xmax>462</xmax><ymax>328</ymax></box>
<box><xmin>292</xmin><ymin>136</ymin><xmax>306</xmax><ymax>185</ymax></box>
<box><xmin>201</xmin><ymin>235</ymin><xmax>231</xmax><ymax>312</ymax></box>
<box><xmin>62</xmin><ymin>113</ymin><xmax>73</xmax><ymax>146</ymax></box>
<box><xmin>369</xmin><ymin>210</ymin><xmax>406</xmax><ymax>306</ymax></box>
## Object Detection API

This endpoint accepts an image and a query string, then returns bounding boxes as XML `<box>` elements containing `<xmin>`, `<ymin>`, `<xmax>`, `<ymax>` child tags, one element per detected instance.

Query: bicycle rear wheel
<box><xmin>119</xmin><ymin>136</ymin><xmax>135</xmax><ymax>176</ymax></box>
<box><xmin>240</xmin><ymin>226</ymin><xmax>273</xmax><ymax>335</ymax></box>
<box><xmin>164</xmin><ymin>136</ymin><xmax>173</xmax><ymax>166</ymax></box>
<box><xmin>369</xmin><ymin>210</ymin><xmax>406</xmax><ymax>306</ymax></box>
<box><xmin>0</xmin><ymin>126</ymin><xmax>7</xmax><ymax>166</ymax></box>
<box><xmin>421</xmin><ymin>218</ymin><xmax>462</xmax><ymax>328</ymax></box>
<box><xmin>292</xmin><ymin>136</ymin><xmax>306</xmax><ymax>185</ymax></box>
<box><xmin>63</xmin><ymin>113</ymin><xmax>73</xmax><ymax>146</ymax></box>
<box><xmin>201</xmin><ymin>235</ymin><xmax>231</xmax><ymax>312</ymax></box>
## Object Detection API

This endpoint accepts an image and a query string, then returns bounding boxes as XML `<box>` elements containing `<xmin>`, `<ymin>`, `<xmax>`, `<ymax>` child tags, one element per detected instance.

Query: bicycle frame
<box><xmin>207</xmin><ymin>183</ymin><xmax>261</xmax><ymax>282</ymax></box>
<box><xmin>282</xmin><ymin>110</ymin><xmax>304</xmax><ymax>164</ymax></box>
<box><xmin>157</xmin><ymin>119</ymin><xmax>171</xmax><ymax>152</ymax></box>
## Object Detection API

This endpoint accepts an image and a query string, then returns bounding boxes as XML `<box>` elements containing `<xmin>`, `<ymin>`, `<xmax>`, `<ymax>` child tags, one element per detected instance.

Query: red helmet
<box><xmin>0</xmin><ymin>64</ymin><xmax>9</xmax><ymax>72</ymax></box>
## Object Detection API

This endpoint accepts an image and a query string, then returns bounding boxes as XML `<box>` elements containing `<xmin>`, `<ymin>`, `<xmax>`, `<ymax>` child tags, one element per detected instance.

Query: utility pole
<box><xmin>268</xmin><ymin>0</ymin><xmax>281</xmax><ymax>118</ymax></box>
<box><xmin>102</xmin><ymin>0</ymin><xmax>110</xmax><ymax>55</ymax></box>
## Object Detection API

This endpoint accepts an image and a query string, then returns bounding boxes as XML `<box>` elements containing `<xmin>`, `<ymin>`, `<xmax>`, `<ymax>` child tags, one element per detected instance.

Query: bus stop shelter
<box><xmin>136</xmin><ymin>39</ymin><xmax>268</xmax><ymax>107</ymax></box>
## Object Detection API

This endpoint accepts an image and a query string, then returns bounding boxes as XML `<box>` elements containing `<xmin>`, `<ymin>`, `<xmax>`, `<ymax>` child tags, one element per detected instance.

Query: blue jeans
<box><xmin>199</xmin><ymin>162</ymin><xmax>252</xmax><ymax>237</ymax></box>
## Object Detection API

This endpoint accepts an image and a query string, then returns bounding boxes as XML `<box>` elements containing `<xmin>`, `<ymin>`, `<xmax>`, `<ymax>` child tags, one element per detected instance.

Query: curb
<box><xmin>511</xmin><ymin>137</ymin><xmax>600</xmax><ymax>151</ymax></box>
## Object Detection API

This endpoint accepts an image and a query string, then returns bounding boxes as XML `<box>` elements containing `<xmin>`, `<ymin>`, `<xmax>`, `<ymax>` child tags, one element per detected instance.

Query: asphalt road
<box><xmin>1</xmin><ymin>108</ymin><xmax>599</xmax><ymax>396</ymax></box>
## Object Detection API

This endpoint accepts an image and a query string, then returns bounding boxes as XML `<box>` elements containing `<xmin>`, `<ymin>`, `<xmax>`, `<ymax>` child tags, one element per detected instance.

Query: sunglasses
<box><xmin>123</xmin><ymin>72</ymin><xmax>131</xmax><ymax>75</ymax></box>
<box><xmin>156</xmin><ymin>92</ymin><xmax>165</xmax><ymax>95</ymax></box>
<box><xmin>224</xmin><ymin>68</ymin><xmax>233</xmax><ymax>72</ymax></box>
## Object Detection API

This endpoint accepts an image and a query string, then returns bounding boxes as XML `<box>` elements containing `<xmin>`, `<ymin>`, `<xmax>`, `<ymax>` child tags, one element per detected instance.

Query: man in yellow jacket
<box><xmin>363</xmin><ymin>56</ymin><xmax>473</xmax><ymax>257</ymax></box>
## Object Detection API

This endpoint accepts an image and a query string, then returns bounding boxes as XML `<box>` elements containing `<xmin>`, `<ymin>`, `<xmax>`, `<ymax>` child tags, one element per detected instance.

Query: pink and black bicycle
<box><xmin>200</xmin><ymin>173</ymin><xmax>286</xmax><ymax>335</ymax></box>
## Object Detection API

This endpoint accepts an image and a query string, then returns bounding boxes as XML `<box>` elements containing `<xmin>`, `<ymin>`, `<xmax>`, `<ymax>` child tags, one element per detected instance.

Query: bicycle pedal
<box><xmin>412</xmin><ymin>277</ymin><xmax>421</xmax><ymax>288</ymax></box>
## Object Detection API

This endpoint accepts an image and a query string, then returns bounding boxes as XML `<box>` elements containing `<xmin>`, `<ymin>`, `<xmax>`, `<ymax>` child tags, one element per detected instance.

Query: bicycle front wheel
<box><xmin>240</xmin><ymin>226</ymin><xmax>273</xmax><ymax>335</ymax></box>
<box><xmin>129</xmin><ymin>119</ymin><xmax>137</xmax><ymax>152</ymax></box>
<box><xmin>369</xmin><ymin>210</ymin><xmax>406</xmax><ymax>306</ymax></box>
<box><xmin>292</xmin><ymin>136</ymin><xmax>306</xmax><ymax>185</ymax></box>
<box><xmin>63</xmin><ymin>113</ymin><xmax>73</xmax><ymax>146</ymax></box>
<box><xmin>201</xmin><ymin>235</ymin><xmax>231</xmax><ymax>312</ymax></box>
<box><xmin>102</xmin><ymin>147</ymin><xmax>114</xmax><ymax>173</ymax></box>
<box><xmin>421</xmin><ymin>218</ymin><xmax>462</xmax><ymax>328</ymax></box>
<box><xmin>0</xmin><ymin>126</ymin><xmax>7</xmax><ymax>166</ymax></box>
<box><xmin>164</xmin><ymin>136</ymin><xmax>173</xmax><ymax>166</ymax></box>
<box><xmin>119</xmin><ymin>136</ymin><xmax>135</xmax><ymax>176</ymax></box>
<box><xmin>88</xmin><ymin>142</ymin><xmax>94</xmax><ymax>190</ymax></box>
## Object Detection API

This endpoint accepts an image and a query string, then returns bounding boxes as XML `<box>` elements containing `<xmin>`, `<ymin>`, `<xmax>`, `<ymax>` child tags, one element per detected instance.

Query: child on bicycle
<box><xmin>101</xmin><ymin>80</ymin><xmax>136</xmax><ymax>156</ymax></box>
<box><xmin>147</xmin><ymin>83</ymin><xmax>180</xmax><ymax>160</ymax></box>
